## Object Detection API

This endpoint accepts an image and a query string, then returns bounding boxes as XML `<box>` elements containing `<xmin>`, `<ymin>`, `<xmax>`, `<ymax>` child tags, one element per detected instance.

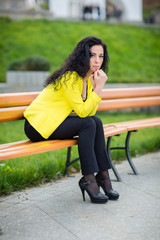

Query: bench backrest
<box><xmin>0</xmin><ymin>86</ymin><xmax>160</xmax><ymax>122</ymax></box>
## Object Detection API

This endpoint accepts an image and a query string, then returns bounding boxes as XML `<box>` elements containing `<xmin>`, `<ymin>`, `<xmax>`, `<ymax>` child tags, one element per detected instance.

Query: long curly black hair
<box><xmin>44</xmin><ymin>36</ymin><xmax>109</xmax><ymax>88</ymax></box>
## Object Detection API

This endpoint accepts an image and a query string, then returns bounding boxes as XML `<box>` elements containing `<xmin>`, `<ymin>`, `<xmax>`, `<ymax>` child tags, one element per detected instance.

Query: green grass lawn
<box><xmin>0</xmin><ymin>111</ymin><xmax>160</xmax><ymax>195</ymax></box>
<box><xmin>0</xmin><ymin>17</ymin><xmax>160</xmax><ymax>83</ymax></box>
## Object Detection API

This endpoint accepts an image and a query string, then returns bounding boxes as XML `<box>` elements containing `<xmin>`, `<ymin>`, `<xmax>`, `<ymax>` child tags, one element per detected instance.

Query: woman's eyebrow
<box><xmin>90</xmin><ymin>52</ymin><xmax>103</xmax><ymax>55</ymax></box>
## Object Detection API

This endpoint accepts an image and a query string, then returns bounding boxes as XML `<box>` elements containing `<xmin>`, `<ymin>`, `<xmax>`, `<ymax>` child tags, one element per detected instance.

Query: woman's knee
<box><xmin>92</xmin><ymin>116</ymin><xmax>103</xmax><ymax>128</ymax></box>
<box><xmin>81</xmin><ymin>117</ymin><xmax>96</xmax><ymax>131</ymax></box>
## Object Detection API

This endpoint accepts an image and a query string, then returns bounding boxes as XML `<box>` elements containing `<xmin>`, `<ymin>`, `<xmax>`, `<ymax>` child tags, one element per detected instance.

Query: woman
<box><xmin>24</xmin><ymin>36</ymin><xmax>119</xmax><ymax>204</ymax></box>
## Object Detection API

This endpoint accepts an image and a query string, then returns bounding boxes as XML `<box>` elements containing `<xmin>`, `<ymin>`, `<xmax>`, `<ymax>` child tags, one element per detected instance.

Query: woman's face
<box><xmin>89</xmin><ymin>45</ymin><xmax>104</xmax><ymax>73</ymax></box>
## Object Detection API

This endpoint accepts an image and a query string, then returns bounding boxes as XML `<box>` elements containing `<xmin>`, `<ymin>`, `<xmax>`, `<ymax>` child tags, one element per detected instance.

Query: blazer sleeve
<box><xmin>62</xmin><ymin>73</ymin><xmax>101</xmax><ymax>118</ymax></box>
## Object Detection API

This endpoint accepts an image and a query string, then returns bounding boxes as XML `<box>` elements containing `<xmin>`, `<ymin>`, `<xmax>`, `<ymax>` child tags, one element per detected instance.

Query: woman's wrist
<box><xmin>94</xmin><ymin>86</ymin><xmax>103</xmax><ymax>96</ymax></box>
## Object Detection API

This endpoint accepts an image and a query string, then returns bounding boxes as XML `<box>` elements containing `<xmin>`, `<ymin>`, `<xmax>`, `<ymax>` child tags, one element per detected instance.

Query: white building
<box><xmin>120</xmin><ymin>0</ymin><xmax>142</xmax><ymax>22</ymax></box>
<box><xmin>0</xmin><ymin>0</ymin><xmax>142</xmax><ymax>22</ymax></box>
<box><xmin>48</xmin><ymin>0</ymin><xmax>106</xmax><ymax>20</ymax></box>
<box><xmin>48</xmin><ymin>0</ymin><xmax>143</xmax><ymax>22</ymax></box>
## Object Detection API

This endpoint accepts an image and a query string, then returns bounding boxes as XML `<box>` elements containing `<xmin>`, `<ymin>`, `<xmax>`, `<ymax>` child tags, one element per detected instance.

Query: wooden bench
<box><xmin>0</xmin><ymin>86</ymin><xmax>160</xmax><ymax>181</ymax></box>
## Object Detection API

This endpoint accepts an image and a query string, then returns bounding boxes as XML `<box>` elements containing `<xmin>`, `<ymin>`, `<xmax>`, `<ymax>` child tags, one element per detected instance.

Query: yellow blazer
<box><xmin>24</xmin><ymin>71</ymin><xmax>101</xmax><ymax>139</ymax></box>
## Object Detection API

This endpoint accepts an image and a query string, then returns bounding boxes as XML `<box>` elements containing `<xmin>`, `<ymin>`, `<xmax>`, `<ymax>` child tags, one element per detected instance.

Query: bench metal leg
<box><xmin>64</xmin><ymin>130</ymin><xmax>138</xmax><ymax>178</ymax></box>
<box><xmin>107</xmin><ymin>136</ymin><xmax>122</xmax><ymax>182</ymax></box>
<box><xmin>107</xmin><ymin>131</ymin><xmax>138</xmax><ymax>181</ymax></box>
<box><xmin>125</xmin><ymin>131</ymin><xmax>139</xmax><ymax>175</ymax></box>
<box><xmin>65</xmin><ymin>139</ymin><xmax>122</xmax><ymax>181</ymax></box>
<box><xmin>64</xmin><ymin>147</ymin><xmax>80</xmax><ymax>176</ymax></box>
<box><xmin>64</xmin><ymin>147</ymin><xmax>72</xmax><ymax>175</ymax></box>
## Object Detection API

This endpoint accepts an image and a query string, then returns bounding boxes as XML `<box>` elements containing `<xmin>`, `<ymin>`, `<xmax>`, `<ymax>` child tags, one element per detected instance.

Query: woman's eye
<box><xmin>90</xmin><ymin>53</ymin><xmax>104</xmax><ymax>58</ymax></box>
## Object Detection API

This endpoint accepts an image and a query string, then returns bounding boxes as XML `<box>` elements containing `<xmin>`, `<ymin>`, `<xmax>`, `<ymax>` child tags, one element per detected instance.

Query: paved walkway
<box><xmin>0</xmin><ymin>151</ymin><xmax>160</xmax><ymax>240</ymax></box>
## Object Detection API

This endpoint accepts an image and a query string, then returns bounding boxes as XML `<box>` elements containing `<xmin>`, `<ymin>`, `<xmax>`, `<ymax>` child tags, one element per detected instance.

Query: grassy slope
<box><xmin>0</xmin><ymin>17</ymin><xmax>160</xmax><ymax>83</ymax></box>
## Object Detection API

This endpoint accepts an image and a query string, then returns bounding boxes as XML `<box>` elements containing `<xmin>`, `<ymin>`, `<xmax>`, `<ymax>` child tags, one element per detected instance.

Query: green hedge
<box><xmin>7</xmin><ymin>56</ymin><xmax>51</xmax><ymax>71</ymax></box>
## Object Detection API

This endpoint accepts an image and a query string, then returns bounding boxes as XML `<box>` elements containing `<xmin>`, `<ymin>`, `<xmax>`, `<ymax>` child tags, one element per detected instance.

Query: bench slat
<box><xmin>0</xmin><ymin>126</ymin><xmax>128</xmax><ymax>161</ymax></box>
<box><xmin>0</xmin><ymin>106</ymin><xmax>27</xmax><ymax>122</ymax></box>
<box><xmin>1</xmin><ymin>87</ymin><xmax>160</xmax><ymax>107</ymax></box>
<box><xmin>1</xmin><ymin>97</ymin><xmax>160</xmax><ymax>123</ymax></box>
<box><xmin>101</xmin><ymin>87</ymin><xmax>160</xmax><ymax>99</ymax></box>
<box><xmin>0</xmin><ymin>92</ymin><xmax>39</xmax><ymax>107</ymax></box>
<box><xmin>103</xmin><ymin>117</ymin><xmax>160</xmax><ymax>131</ymax></box>
<box><xmin>0</xmin><ymin>139</ymin><xmax>78</xmax><ymax>161</ymax></box>
<box><xmin>104</xmin><ymin>126</ymin><xmax>127</xmax><ymax>137</ymax></box>
<box><xmin>103</xmin><ymin>117</ymin><xmax>160</xmax><ymax>127</ymax></box>
<box><xmin>126</xmin><ymin>122</ymin><xmax>160</xmax><ymax>130</ymax></box>
<box><xmin>0</xmin><ymin>140</ymin><xmax>30</xmax><ymax>150</ymax></box>
<box><xmin>98</xmin><ymin>96</ymin><xmax>160</xmax><ymax>111</ymax></box>
<box><xmin>1</xmin><ymin>118</ymin><xmax>159</xmax><ymax>162</ymax></box>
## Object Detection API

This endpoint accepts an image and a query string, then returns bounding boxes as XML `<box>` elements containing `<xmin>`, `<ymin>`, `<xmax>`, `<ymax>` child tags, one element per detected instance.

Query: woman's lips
<box><xmin>93</xmin><ymin>66</ymin><xmax>99</xmax><ymax>69</ymax></box>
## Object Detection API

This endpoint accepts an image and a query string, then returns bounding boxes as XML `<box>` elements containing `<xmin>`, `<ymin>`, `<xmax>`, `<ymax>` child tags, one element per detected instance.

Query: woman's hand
<box><xmin>94</xmin><ymin>69</ymin><xmax>108</xmax><ymax>86</ymax></box>
<box><xmin>90</xmin><ymin>73</ymin><xmax>96</xmax><ymax>90</ymax></box>
<box><xmin>92</xmin><ymin>70</ymin><xmax>108</xmax><ymax>96</ymax></box>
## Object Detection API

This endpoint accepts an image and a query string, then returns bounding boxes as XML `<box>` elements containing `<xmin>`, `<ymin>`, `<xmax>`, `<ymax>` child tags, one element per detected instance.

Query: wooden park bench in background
<box><xmin>0</xmin><ymin>86</ymin><xmax>160</xmax><ymax>181</ymax></box>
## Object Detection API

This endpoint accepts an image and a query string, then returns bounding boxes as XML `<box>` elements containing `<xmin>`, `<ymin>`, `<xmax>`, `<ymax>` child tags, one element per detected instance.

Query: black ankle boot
<box><xmin>79</xmin><ymin>177</ymin><xmax>109</xmax><ymax>204</ymax></box>
<box><xmin>96</xmin><ymin>175</ymin><xmax>119</xmax><ymax>200</ymax></box>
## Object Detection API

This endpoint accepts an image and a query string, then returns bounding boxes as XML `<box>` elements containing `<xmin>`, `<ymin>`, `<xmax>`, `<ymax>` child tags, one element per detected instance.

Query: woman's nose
<box><xmin>95</xmin><ymin>56</ymin><xmax>100</xmax><ymax>63</ymax></box>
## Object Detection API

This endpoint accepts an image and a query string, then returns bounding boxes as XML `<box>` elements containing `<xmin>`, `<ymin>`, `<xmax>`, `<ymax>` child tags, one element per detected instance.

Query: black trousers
<box><xmin>24</xmin><ymin>116</ymin><xmax>111</xmax><ymax>175</ymax></box>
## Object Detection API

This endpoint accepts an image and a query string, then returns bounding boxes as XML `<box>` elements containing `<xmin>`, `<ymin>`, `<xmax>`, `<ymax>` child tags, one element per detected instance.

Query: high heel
<box><xmin>96</xmin><ymin>175</ymin><xmax>119</xmax><ymax>200</ymax></box>
<box><xmin>79</xmin><ymin>177</ymin><xmax>108</xmax><ymax>204</ymax></box>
